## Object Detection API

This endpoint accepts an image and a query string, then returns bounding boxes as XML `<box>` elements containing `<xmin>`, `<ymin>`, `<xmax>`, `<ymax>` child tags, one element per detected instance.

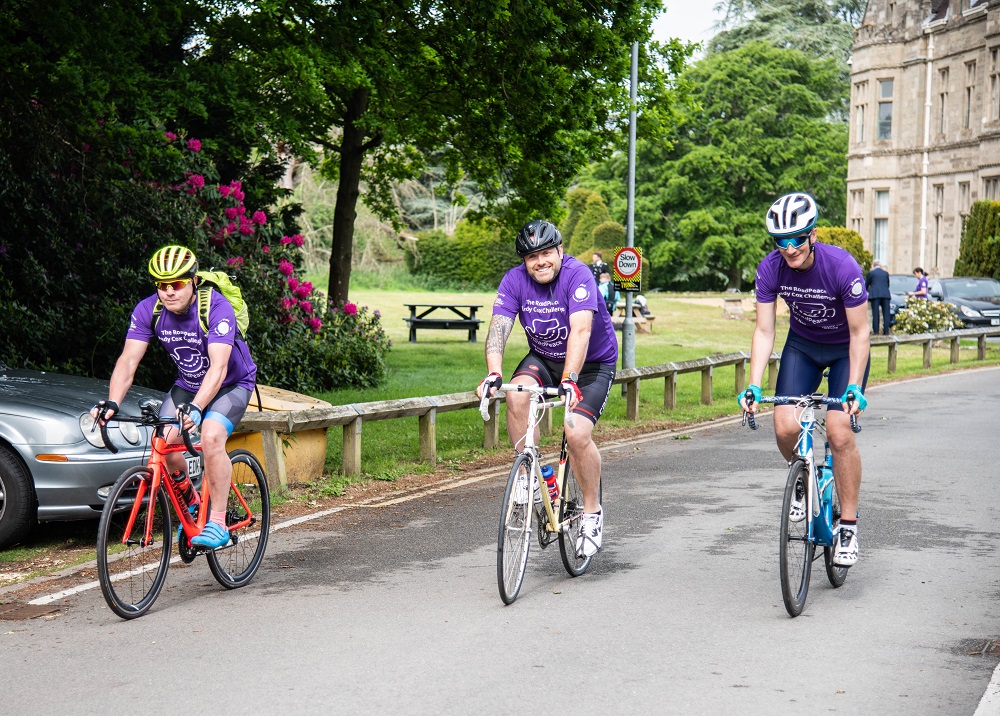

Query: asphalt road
<box><xmin>3</xmin><ymin>368</ymin><xmax>999</xmax><ymax>714</ymax></box>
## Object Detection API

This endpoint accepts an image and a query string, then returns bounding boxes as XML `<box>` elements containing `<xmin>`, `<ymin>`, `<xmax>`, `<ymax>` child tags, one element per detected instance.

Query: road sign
<box><xmin>613</xmin><ymin>247</ymin><xmax>642</xmax><ymax>290</ymax></box>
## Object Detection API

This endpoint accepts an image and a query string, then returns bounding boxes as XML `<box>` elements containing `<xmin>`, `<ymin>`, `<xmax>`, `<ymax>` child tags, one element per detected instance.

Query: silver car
<box><xmin>0</xmin><ymin>361</ymin><xmax>165</xmax><ymax>549</ymax></box>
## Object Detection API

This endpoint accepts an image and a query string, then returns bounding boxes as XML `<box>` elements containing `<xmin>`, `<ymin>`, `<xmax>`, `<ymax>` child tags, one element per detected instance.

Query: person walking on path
<box><xmin>866</xmin><ymin>260</ymin><xmax>891</xmax><ymax>335</ymax></box>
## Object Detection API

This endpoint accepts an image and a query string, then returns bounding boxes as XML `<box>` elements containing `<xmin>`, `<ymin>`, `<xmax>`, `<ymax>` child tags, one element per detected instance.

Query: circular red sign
<box><xmin>615</xmin><ymin>248</ymin><xmax>640</xmax><ymax>279</ymax></box>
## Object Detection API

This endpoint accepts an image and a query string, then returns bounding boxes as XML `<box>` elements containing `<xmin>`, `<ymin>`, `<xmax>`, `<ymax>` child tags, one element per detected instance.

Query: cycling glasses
<box><xmin>773</xmin><ymin>232</ymin><xmax>811</xmax><ymax>250</ymax></box>
<box><xmin>154</xmin><ymin>278</ymin><xmax>192</xmax><ymax>291</ymax></box>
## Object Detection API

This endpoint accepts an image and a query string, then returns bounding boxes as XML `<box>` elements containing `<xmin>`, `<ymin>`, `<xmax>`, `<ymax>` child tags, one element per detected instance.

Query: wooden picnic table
<box><xmin>612</xmin><ymin>301</ymin><xmax>656</xmax><ymax>333</ymax></box>
<box><xmin>404</xmin><ymin>304</ymin><xmax>484</xmax><ymax>343</ymax></box>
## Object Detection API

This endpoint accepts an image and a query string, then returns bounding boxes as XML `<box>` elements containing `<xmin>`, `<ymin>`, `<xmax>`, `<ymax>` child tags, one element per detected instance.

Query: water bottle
<box><xmin>170</xmin><ymin>470</ymin><xmax>200</xmax><ymax>510</ymax></box>
<box><xmin>540</xmin><ymin>464</ymin><xmax>559</xmax><ymax>501</ymax></box>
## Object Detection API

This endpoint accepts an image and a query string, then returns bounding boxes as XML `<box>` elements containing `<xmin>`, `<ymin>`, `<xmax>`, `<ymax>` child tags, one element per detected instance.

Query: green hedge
<box><xmin>954</xmin><ymin>200</ymin><xmax>1000</xmax><ymax>279</ymax></box>
<box><xmin>815</xmin><ymin>227</ymin><xmax>872</xmax><ymax>274</ymax></box>
<box><xmin>405</xmin><ymin>219</ymin><xmax>519</xmax><ymax>288</ymax></box>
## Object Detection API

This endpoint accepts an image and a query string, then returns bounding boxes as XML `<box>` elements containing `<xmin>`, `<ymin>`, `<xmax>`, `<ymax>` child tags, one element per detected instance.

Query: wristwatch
<box><xmin>566</xmin><ymin>371</ymin><xmax>579</xmax><ymax>383</ymax></box>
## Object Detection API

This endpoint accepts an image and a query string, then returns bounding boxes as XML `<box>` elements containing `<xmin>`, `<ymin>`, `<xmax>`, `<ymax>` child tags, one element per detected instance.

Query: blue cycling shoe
<box><xmin>190</xmin><ymin>520</ymin><xmax>231</xmax><ymax>549</ymax></box>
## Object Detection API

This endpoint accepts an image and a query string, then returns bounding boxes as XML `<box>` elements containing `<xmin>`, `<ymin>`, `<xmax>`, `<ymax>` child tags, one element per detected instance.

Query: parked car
<box><xmin>928</xmin><ymin>277</ymin><xmax>1000</xmax><ymax>327</ymax></box>
<box><xmin>888</xmin><ymin>273</ymin><xmax>919</xmax><ymax>327</ymax></box>
<box><xmin>0</xmin><ymin>361</ymin><xmax>164</xmax><ymax>548</ymax></box>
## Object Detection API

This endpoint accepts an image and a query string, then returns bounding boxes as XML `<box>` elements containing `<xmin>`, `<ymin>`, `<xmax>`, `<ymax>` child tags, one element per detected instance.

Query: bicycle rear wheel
<box><xmin>780</xmin><ymin>459</ymin><xmax>813</xmax><ymax>617</ymax></box>
<box><xmin>97</xmin><ymin>466</ymin><xmax>172</xmax><ymax>620</ymax></box>
<box><xmin>558</xmin><ymin>458</ymin><xmax>598</xmax><ymax>577</ymax></box>
<box><xmin>497</xmin><ymin>453</ymin><xmax>532</xmax><ymax>604</ymax></box>
<box><xmin>824</xmin><ymin>481</ymin><xmax>849</xmax><ymax>588</ymax></box>
<box><xmin>207</xmin><ymin>450</ymin><xmax>270</xmax><ymax>589</ymax></box>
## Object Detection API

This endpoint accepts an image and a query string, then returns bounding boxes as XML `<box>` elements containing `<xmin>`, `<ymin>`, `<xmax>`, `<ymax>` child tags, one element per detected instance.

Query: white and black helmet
<box><xmin>765</xmin><ymin>193</ymin><xmax>818</xmax><ymax>237</ymax></box>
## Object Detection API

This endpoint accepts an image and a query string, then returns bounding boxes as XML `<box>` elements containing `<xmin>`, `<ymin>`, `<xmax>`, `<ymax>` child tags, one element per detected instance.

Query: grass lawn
<box><xmin>303</xmin><ymin>289</ymin><xmax>1000</xmax><ymax>490</ymax></box>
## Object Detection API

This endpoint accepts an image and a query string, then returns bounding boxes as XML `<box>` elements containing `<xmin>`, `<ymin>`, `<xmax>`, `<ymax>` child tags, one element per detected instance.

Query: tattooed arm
<box><xmin>485</xmin><ymin>314</ymin><xmax>514</xmax><ymax>375</ymax></box>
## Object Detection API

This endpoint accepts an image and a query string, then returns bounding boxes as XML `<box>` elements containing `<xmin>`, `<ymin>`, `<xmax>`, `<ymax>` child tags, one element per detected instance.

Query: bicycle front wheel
<box><xmin>497</xmin><ymin>453</ymin><xmax>532</xmax><ymax>604</ymax></box>
<box><xmin>780</xmin><ymin>459</ymin><xmax>813</xmax><ymax>617</ymax></box>
<box><xmin>824</xmin><ymin>481</ymin><xmax>849</xmax><ymax>588</ymax></box>
<box><xmin>97</xmin><ymin>466</ymin><xmax>172</xmax><ymax>620</ymax></box>
<box><xmin>558</xmin><ymin>458</ymin><xmax>598</xmax><ymax>577</ymax></box>
<box><xmin>207</xmin><ymin>449</ymin><xmax>271</xmax><ymax>589</ymax></box>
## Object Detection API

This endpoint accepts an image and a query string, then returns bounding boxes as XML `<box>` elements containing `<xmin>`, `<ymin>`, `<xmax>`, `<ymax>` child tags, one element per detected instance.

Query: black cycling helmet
<box><xmin>515</xmin><ymin>220</ymin><xmax>562</xmax><ymax>257</ymax></box>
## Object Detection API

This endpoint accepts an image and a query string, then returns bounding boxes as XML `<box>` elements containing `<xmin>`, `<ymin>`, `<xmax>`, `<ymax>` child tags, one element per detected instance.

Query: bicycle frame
<box><xmin>115</xmin><ymin>423</ymin><xmax>255</xmax><ymax>549</ymax></box>
<box><xmin>791</xmin><ymin>401</ymin><xmax>837</xmax><ymax>549</ymax></box>
<box><xmin>482</xmin><ymin>384</ymin><xmax>575</xmax><ymax>536</ymax></box>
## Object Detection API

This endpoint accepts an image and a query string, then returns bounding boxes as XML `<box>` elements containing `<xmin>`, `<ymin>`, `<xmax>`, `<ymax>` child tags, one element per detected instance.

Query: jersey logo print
<box><xmin>791</xmin><ymin>301</ymin><xmax>836</xmax><ymax>325</ymax></box>
<box><xmin>529</xmin><ymin>317</ymin><xmax>569</xmax><ymax>343</ymax></box>
<box><xmin>849</xmin><ymin>278</ymin><xmax>864</xmax><ymax>298</ymax></box>
<box><xmin>573</xmin><ymin>284</ymin><xmax>590</xmax><ymax>302</ymax></box>
<box><xmin>215</xmin><ymin>319</ymin><xmax>231</xmax><ymax>336</ymax></box>
<box><xmin>171</xmin><ymin>346</ymin><xmax>208</xmax><ymax>375</ymax></box>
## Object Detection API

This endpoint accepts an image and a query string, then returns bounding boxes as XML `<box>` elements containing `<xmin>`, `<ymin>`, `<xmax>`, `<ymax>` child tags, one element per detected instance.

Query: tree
<box><xmin>577</xmin><ymin>42</ymin><xmax>848</xmax><ymax>290</ymax></box>
<box><xmin>230</xmin><ymin>0</ymin><xmax>689</xmax><ymax>303</ymax></box>
<box><xmin>711</xmin><ymin>0</ymin><xmax>863</xmax><ymax>60</ymax></box>
<box><xmin>954</xmin><ymin>201</ymin><xmax>1000</xmax><ymax>280</ymax></box>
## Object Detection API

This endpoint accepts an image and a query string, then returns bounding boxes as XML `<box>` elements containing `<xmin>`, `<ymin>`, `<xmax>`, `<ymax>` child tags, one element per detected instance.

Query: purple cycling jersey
<box><xmin>754</xmin><ymin>242</ymin><xmax>868</xmax><ymax>343</ymax></box>
<box><xmin>126</xmin><ymin>291</ymin><xmax>257</xmax><ymax>392</ymax></box>
<box><xmin>493</xmin><ymin>255</ymin><xmax>618</xmax><ymax>364</ymax></box>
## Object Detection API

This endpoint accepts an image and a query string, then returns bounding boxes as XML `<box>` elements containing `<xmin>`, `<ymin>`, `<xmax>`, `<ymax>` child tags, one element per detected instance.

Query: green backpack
<box><xmin>151</xmin><ymin>270</ymin><xmax>250</xmax><ymax>339</ymax></box>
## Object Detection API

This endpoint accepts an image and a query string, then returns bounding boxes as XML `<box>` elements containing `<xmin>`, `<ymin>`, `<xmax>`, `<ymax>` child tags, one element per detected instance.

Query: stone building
<box><xmin>848</xmin><ymin>0</ymin><xmax>1000</xmax><ymax>277</ymax></box>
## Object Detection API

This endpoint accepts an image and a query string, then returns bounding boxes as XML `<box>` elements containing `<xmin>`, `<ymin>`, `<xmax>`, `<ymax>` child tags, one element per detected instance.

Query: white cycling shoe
<box><xmin>576</xmin><ymin>510</ymin><xmax>603</xmax><ymax>558</ymax></box>
<box><xmin>833</xmin><ymin>528</ymin><xmax>859</xmax><ymax>567</ymax></box>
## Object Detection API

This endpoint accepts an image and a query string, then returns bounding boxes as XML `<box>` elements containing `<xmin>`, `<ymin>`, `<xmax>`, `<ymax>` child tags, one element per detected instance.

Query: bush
<box><xmin>954</xmin><ymin>200</ymin><xmax>1000</xmax><ymax>280</ymax></box>
<box><xmin>892</xmin><ymin>298</ymin><xmax>963</xmax><ymax>334</ymax></box>
<box><xmin>0</xmin><ymin>118</ymin><xmax>389</xmax><ymax>393</ymax></box>
<box><xmin>404</xmin><ymin>218</ymin><xmax>518</xmax><ymax>289</ymax></box>
<box><xmin>816</xmin><ymin>227</ymin><xmax>872</xmax><ymax>274</ymax></box>
<box><xmin>592</xmin><ymin>221</ymin><xmax>625</xmax><ymax>252</ymax></box>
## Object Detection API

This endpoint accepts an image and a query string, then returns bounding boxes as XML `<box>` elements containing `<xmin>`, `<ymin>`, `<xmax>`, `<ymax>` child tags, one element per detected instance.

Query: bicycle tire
<box><xmin>780</xmin><ymin>459</ymin><xmax>813</xmax><ymax>617</ymax></box>
<box><xmin>824</xmin><ymin>481</ymin><xmax>849</xmax><ymax>588</ymax></box>
<box><xmin>558</xmin><ymin>457</ymin><xmax>598</xmax><ymax>577</ymax></box>
<box><xmin>497</xmin><ymin>453</ymin><xmax>532</xmax><ymax>604</ymax></box>
<box><xmin>207</xmin><ymin>449</ymin><xmax>271</xmax><ymax>589</ymax></box>
<box><xmin>97</xmin><ymin>466</ymin><xmax>172</xmax><ymax>620</ymax></box>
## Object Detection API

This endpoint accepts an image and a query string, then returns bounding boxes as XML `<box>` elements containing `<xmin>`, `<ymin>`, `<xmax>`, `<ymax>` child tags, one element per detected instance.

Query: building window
<box><xmin>959</xmin><ymin>181</ymin><xmax>971</xmax><ymax>235</ymax></box>
<box><xmin>850</xmin><ymin>189</ymin><xmax>865</xmax><ymax>234</ymax></box>
<box><xmin>991</xmin><ymin>48</ymin><xmax>1000</xmax><ymax>122</ymax></box>
<box><xmin>933</xmin><ymin>184</ymin><xmax>944</xmax><ymax>269</ymax></box>
<box><xmin>878</xmin><ymin>79</ymin><xmax>893</xmax><ymax>141</ymax></box>
<box><xmin>985</xmin><ymin>177</ymin><xmax>1000</xmax><ymax>201</ymax></box>
<box><xmin>964</xmin><ymin>61</ymin><xmax>976</xmax><ymax>129</ymax></box>
<box><xmin>888</xmin><ymin>2</ymin><xmax>895</xmax><ymax>23</ymax></box>
<box><xmin>853</xmin><ymin>81</ymin><xmax>868</xmax><ymax>143</ymax></box>
<box><xmin>938</xmin><ymin>68</ymin><xmax>949</xmax><ymax>135</ymax></box>
<box><xmin>874</xmin><ymin>190</ymin><xmax>889</xmax><ymax>262</ymax></box>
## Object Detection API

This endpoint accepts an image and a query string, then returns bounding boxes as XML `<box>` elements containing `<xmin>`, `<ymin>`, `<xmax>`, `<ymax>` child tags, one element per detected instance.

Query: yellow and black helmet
<box><xmin>148</xmin><ymin>245</ymin><xmax>198</xmax><ymax>281</ymax></box>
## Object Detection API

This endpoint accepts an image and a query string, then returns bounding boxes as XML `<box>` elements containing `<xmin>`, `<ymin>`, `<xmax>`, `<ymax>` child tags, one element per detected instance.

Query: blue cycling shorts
<box><xmin>775</xmin><ymin>330</ymin><xmax>870</xmax><ymax>405</ymax></box>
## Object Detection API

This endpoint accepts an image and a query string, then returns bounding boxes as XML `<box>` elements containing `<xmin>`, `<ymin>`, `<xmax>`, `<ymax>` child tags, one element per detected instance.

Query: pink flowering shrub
<box><xmin>151</xmin><ymin>130</ymin><xmax>389</xmax><ymax>390</ymax></box>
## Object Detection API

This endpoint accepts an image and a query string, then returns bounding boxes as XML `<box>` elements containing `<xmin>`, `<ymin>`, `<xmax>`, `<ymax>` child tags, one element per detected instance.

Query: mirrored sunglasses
<box><xmin>155</xmin><ymin>278</ymin><xmax>192</xmax><ymax>291</ymax></box>
<box><xmin>774</xmin><ymin>233</ymin><xmax>811</xmax><ymax>250</ymax></box>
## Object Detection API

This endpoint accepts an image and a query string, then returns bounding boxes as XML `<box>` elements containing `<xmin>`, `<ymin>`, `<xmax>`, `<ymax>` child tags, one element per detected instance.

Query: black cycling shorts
<box><xmin>512</xmin><ymin>353</ymin><xmax>615</xmax><ymax>425</ymax></box>
<box><xmin>160</xmin><ymin>384</ymin><xmax>253</xmax><ymax>435</ymax></box>
<box><xmin>775</xmin><ymin>330</ymin><xmax>870</xmax><ymax>405</ymax></box>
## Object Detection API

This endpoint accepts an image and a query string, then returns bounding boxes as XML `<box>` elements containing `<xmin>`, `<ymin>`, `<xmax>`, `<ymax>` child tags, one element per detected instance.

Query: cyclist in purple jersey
<box><xmin>477</xmin><ymin>220</ymin><xmax>617</xmax><ymax>559</ymax></box>
<box><xmin>739</xmin><ymin>193</ymin><xmax>870</xmax><ymax>568</ymax></box>
<box><xmin>92</xmin><ymin>245</ymin><xmax>257</xmax><ymax>549</ymax></box>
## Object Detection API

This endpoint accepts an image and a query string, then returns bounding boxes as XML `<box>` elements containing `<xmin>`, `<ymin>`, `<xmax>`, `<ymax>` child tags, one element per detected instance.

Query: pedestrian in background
<box><xmin>590</xmin><ymin>252</ymin><xmax>609</xmax><ymax>283</ymax></box>
<box><xmin>908</xmin><ymin>267</ymin><xmax>929</xmax><ymax>299</ymax></box>
<box><xmin>866</xmin><ymin>259</ymin><xmax>891</xmax><ymax>335</ymax></box>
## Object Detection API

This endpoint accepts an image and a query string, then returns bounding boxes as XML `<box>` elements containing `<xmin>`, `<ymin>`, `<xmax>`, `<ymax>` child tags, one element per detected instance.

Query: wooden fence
<box><xmin>236</xmin><ymin>327</ymin><xmax>1000</xmax><ymax>488</ymax></box>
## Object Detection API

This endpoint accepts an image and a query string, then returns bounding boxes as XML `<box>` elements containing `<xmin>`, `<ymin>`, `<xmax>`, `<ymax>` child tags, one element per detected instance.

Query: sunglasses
<box><xmin>155</xmin><ymin>278</ymin><xmax>192</xmax><ymax>291</ymax></box>
<box><xmin>773</xmin><ymin>233</ymin><xmax>811</xmax><ymax>250</ymax></box>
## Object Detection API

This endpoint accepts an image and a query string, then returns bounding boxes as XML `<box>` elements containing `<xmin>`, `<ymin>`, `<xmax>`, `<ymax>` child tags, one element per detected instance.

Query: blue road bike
<box><xmin>743</xmin><ymin>391</ymin><xmax>861</xmax><ymax>617</ymax></box>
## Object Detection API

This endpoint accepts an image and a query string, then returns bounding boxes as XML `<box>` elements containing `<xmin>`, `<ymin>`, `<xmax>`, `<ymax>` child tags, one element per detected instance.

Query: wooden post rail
<box><xmin>235</xmin><ymin>327</ymin><xmax>999</xmax><ymax>484</ymax></box>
